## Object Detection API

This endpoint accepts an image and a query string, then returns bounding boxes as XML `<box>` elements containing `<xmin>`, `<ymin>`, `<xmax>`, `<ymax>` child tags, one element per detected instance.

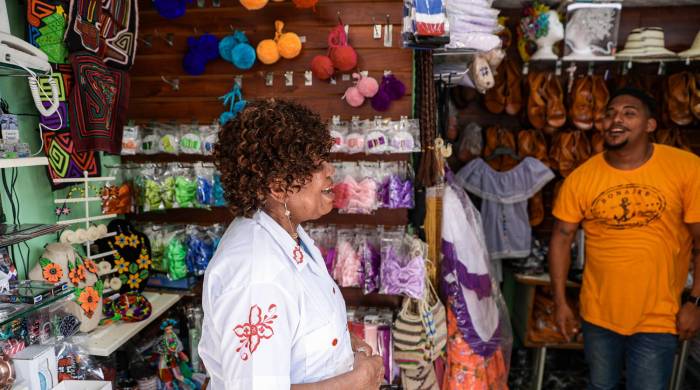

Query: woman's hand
<box><xmin>351</xmin><ymin>352</ymin><xmax>384</xmax><ymax>390</ymax></box>
<box><xmin>351</xmin><ymin>333</ymin><xmax>373</xmax><ymax>355</ymax></box>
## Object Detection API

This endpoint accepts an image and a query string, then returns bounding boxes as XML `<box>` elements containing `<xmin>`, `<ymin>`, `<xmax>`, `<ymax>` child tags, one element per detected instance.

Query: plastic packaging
<box><xmin>333</xmin><ymin>229</ymin><xmax>362</xmax><ymax>287</ymax></box>
<box><xmin>329</xmin><ymin>121</ymin><xmax>348</xmax><ymax>153</ymax></box>
<box><xmin>139</xmin><ymin>125</ymin><xmax>159</xmax><ymax>155</ymax></box>
<box><xmin>178</xmin><ymin>124</ymin><xmax>203</xmax><ymax>155</ymax></box>
<box><xmin>200</xmin><ymin>124</ymin><xmax>220</xmax><ymax>156</ymax></box>
<box><xmin>195</xmin><ymin>164</ymin><xmax>215</xmax><ymax>207</ymax></box>
<box><xmin>379</xmin><ymin>232</ymin><xmax>426</xmax><ymax>299</ymax></box>
<box><xmin>121</xmin><ymin>125</ymin><xmax>140</xmax><ymax>155</ymax></box>
<box><xmin>159</xmin><ymin>123</ymin><xmax>180</xmax><ymax>154</ymax></box>
<box><xmin>359</xmin><ymin>228</ymin><xmax>381</xmax><ymax>294</ymax></box>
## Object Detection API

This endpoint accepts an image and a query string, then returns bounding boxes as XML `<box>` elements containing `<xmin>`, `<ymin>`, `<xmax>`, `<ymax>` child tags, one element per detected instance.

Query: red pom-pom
<box><xmin>311</xmin><ymin>55</ymin><xmax>334</xmax><ymax>80</ymax></box>
<box><xmin>330</xmin><ymin>46</ymin><xmax>357</xmax><ymax>72</ymax></box>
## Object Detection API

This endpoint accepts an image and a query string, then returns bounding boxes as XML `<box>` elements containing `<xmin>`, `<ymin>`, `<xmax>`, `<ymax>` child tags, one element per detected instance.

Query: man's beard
<box><xmin>604</xmin><ymin>139</ymin><xmax>628</xmax><ymax>151</ymax></box>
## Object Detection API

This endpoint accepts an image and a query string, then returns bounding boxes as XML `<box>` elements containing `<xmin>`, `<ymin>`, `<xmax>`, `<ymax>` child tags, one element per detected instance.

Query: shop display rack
<box><xmin>0</xmin><ymin>157</ymin><xmax>49</xmax><ymax>169</ymax></box>
<box><xmin>80</xmin><ymin>291</ymin><xmax>181</xmax><ymax>356</ymax></box>
<box><xmin>0</xmin><ymin>288</ymin><xmax>73</xmax><ymax>328</ymax></box>
<box><xmin>0</xmin><ymin>223</ymin><xmax>65</xmax><ymax>248</ymax></box>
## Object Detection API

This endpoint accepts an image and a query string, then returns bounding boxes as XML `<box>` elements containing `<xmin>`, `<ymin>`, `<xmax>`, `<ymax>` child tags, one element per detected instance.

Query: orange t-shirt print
<box><xmin>553</xmin><ymin>144</ymin><xmax>700</xmax><ymax>335</ymax></box>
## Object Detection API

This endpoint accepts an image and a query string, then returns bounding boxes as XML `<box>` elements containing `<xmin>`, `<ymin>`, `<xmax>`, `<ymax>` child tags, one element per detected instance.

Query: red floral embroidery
<box><xmin>233</xmin><ymin>304</ymin><xmax>278</xmax><ymax>361</ymax></box>
<box><xmin>292</xmin><ymin>246</ymin><xmax>304</xmax><ymax>264</ymax></box>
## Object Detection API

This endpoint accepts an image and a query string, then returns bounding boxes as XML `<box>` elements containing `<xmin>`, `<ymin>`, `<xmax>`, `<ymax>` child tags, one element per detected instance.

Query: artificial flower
<box><xmin>77</xmin><ymin>287</ymin><xmax>99</xmax><ymax>316</ymax></box>
<box><xmin>114</xmin><ymin>258</ymin><xmax>129</xmax><ymax>274</ymax></box>
<box><xmin>127</xmin><ymin>273</ymin><xmax>142</xmax><ymax>289</ymax></box>
<box><xmin>114</xmin><ymin>233</ymin><xmax>128</xmax><ymax>248</ymax></box>
<box><xmin>42</xmin><ymin>263</ymin><xmax>63</xmax><ymax>283</ymax></box>
<box><xmin>136</xmin><ymin>253</ymin><xmax>152</xmax><ymax>270</ymax></box>
<box><xmin>84</xmin><ymin>259</ymin><xmax>98</xmax><ymax>274</ymax></box>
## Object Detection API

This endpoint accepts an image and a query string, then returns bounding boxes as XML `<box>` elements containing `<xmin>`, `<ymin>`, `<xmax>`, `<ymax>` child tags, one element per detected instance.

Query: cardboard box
<box><xmin>12</xmin><ymin>345</ymin><xmax>57</xmax><ymax>390</ymax></box>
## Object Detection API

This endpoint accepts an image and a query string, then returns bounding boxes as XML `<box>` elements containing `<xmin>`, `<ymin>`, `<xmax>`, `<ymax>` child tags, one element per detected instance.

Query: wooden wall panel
<box><xmin>130</xmin><ymin>0</ymin><xmax>413</xmax><ymax>122</ymax></box>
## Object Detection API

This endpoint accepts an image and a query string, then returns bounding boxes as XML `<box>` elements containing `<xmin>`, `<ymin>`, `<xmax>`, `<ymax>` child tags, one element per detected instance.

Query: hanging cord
<box><xmin>416</xmin><ymin>51</ymin><xmax>440</xmax><ymax>187</ymax></box>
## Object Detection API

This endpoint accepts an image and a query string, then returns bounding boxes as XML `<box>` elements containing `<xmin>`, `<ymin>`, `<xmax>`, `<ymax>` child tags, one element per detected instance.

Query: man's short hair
<box><xmin>610</xmin><ymin>87</ymin><xmax>657</xmax><ymax>117</ymax></box>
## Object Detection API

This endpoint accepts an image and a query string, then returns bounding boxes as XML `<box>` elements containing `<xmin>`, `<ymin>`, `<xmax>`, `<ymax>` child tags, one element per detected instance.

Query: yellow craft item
<box><xmin>239</xmin><ymin>0</ymin><xmax>268</xmax><ymax>10</ymax></box>
<box><xmin>275</xmin><ymin>20</ymin><xmax>302</xmax><ymax>59</ymax></box>
<box><xmin>256</xmin><ymin>39</ymin><xmax>280</xmax><ymax>64</ymax></box>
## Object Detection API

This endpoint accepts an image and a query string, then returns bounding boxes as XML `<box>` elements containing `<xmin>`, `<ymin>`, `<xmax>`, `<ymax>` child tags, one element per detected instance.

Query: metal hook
<box><xmin>138</xmin><ymin>34</ymin><xmax>152</xmax><ymax>48</ymax></box>
<box><xmin>337</xmin><ymin>11</ymin><xmax>343</xmax><ymax>25</ymax></box>
<box><xmin>155</xmin><ymin>29</ymin><xmax>174</xmax><ymax>47</ymax></box>
<box><xmin>161</xmin><ymin>75</ymin><xmax>180</xmax><ymax>91</ymax></box>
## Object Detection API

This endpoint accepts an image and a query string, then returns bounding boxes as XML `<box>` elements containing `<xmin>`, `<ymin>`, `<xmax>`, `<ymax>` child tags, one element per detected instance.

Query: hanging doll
<box><xmin>155</xmin><ymin>319</ymin><xmax>199</xmax><ymax>390</ymax></box>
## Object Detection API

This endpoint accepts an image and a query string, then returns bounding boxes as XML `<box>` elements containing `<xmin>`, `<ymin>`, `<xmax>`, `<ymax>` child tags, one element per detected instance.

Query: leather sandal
<box><xmin>592</xmin><ymin>75</ymin><xmax>609</xmax><ymax>132</ymax></box>
<box><xmin>505</xmin><ymin>58</ymin><xmax>523</xmax><ymax>116</ymax></box>
<box><xmin>666</xmin><ymin>72</ymin><xmax>693</xmax><ymax>126</ymax></box>
<box><xmin>527</xmin><ymin>72</ymin><xmax>547</xmax><ymax>130</ymax></box>
<box><xmin>499</xmin><ymin>127</ymin><xmax>519</xmax><ymax>172</ymax></box>
<box><xmin>518</xmin><ymin>129</ymin><xmax>549</xmax><ymax>167</ymax></box>
<box><xmin>569</xmin><ymin>76</ymin><xmax>594</xmax><ymax>131</ymax></box>
<box><xmin>484</xmin><ymin>62</ymin><xmax>506</xmax><ymax>114</ymax></box>
<box><xmin>544</xmin><ymin>73</ymin><xmax>566</xmax><ymax>131</ymax></box>
<box><xmin>484</xmin><ymin>126</ymin><xmax>501</xmax><ymax>170</ymax></box>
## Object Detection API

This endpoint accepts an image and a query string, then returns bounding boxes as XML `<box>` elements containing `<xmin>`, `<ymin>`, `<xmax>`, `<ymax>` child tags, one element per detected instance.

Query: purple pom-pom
<box><xmin>371</xmin><ymin>89</ymin><xmax>392</xmax><ymax>112</ymax></box>
<box><xmin>384</xmin><ymin>75</ymin><xmax>406</xmax><ymax>101</ymax></box>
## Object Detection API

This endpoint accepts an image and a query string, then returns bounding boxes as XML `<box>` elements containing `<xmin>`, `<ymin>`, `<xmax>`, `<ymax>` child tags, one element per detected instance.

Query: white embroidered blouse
<box><xmin>198</xmin><ymin>211</ymin><xmax>353</xmax><ymax>389</ymax></box>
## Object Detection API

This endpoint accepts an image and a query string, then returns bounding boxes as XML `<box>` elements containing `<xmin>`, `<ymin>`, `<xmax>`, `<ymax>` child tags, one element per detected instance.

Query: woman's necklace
<box><xmin>284</xmin><ymin>203</ymin><xmax>304</xmax><ymax>264</ymax></box>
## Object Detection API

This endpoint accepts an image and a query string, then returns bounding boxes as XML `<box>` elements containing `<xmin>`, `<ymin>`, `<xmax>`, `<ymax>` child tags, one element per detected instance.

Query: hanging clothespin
<box><xmin>332</xmin><ymin>115</ymin><xmax>341</xmax><ymax>125</ymax></box>
<box><xmin>372</xmin><ymin>17</ymin><xmax>382</xmax><ymax>39</ymax></box>
<box><xmin>155</xmin><ymin>29</ymin><xmax>174</xmax><ymax>47</ymax></box>
<box><xmin>555</xmin><ymin>59</ymin><xmax>563</xmax><ymax>76</ymax></box>
<box><xmin>622</xmin><ymin>60</ymin><xmax>632</xmax><ymax>76</ymax></box>
<box><xmin>234</xmin><ymin>75</ymin><xmax>243</xmax><ymax>88</ymax></box>
<box><xmin>565</xmin><ymin>63</ymin><xmax>577</xmax><ymax>94</ymax></box>
<box><xmin>384</xmin><ymin>14</ymin><xmax>393</xmax><ymax>47</ymax></box>
<box><xmin>603</xmin><ymin>69</ymin><xmax>610</xmax><ymax>81</ymax></box>
<box><xmin>265</xmin><ymin>72</ymin><xmax>274</xmax><ymax>87</ymax></box>
<box><xmin>285</xmin><ymin>71</ymin><xmax>294</xmax><ymax>86</ymax></box>
<box><xmin>304</xmin><ymin>71</ymin><xmax>313</xmax><ymax>86</ymax></box>
<box><xmin>685</xmin><ymin>57</ymin><xmax>691</xmax><ymax>66</ymax></box>
<box><xmin>522</xmin><ymin>62</ymin><xmax>530</xmax><ymax>76</ymax></box>
<box><xmin>657</xmin><ymin>61</ymin><xmax>666</xmax><ymax>76</ymax></box>
<box><xmin>587</xmin><ymin>62</ymin><xmax>594</xmax><ymax>76</ymax></box>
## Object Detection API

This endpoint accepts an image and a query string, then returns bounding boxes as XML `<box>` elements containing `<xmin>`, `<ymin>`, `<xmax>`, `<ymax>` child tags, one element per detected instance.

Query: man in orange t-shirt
<box><xmin>549</xmin><ymin>88</ymin><xmax>700</xmax><ymax>390</ymax></box>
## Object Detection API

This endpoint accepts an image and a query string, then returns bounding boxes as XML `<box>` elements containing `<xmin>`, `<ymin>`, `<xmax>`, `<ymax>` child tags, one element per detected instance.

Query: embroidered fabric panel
<box><xmin>26</xmin><ymin>0</ymin><xmax>69</xmax><ymax>64</ymax></box>
<box><xmin>42</xmin><ymin>129</ymin><xmax>100</xmax><ymax>190</ymax></box>
<box><xmin>65</xmin><ymin>0</ymin><xmax>139</xmax><ymax>70</ymax></box>
<box><xmin>68</xmin><ymin>52</ymin><xmax>130</xmax><ymax>154</ymax></box>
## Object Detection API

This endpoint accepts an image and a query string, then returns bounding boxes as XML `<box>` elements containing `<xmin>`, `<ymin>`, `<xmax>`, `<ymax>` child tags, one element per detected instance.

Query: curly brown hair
<box><xmin>214</xmin><ymin>99</ymin><xmax>332</xmax><ymax>218</ymax></box>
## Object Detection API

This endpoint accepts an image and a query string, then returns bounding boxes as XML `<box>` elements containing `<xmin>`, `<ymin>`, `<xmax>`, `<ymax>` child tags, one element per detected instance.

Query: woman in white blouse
<box><xmin>198</xmin><ymin>99</ymin><xmax>384</xmax><ymax>389</ymax></box>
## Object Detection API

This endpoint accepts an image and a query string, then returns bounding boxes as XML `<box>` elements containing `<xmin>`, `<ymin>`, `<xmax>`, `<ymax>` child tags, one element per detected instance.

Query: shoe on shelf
<box><xmin>592</xmin><ymin>75</ymin><xmax>610</xmax><ymax>132</ymax></box>
<box><xmin>544</xmin><ymin>73</ymin><xmax>566</xmax><ymax>131</ymax></box>
<box><xmin>666</xmin><ymin>72</ymin><xmax>693</xmax><ymax>126</ymax></box>
<box><xmin>484</xmin><ymin>62</ymin><xmax>507</xmax><ymax>114</ymax></box>
<box><xmin>569</xmin><ymin>76</ymin><xmax>594</xmax><ymax>131</ymax></box>
<box><xmin>505</xmin><ymin>58</ymin><xmax>523</xmax><ymax>116</ymax></box>
<box><xmin>527</xmin><ymin>72</ymin><xmax>547</xmax><ymax>130</ymax></box>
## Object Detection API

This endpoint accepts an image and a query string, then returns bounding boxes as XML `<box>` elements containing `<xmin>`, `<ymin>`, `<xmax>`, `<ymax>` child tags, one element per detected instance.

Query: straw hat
<box><xmin>616</xmin><ymin>27</ymin><xmax>677</xmax><ymax>59</ymax></box>
<box><xmin>679</xmin><ymin>30</ymin><xmax>700</xmax><ymax>59</ymax></box>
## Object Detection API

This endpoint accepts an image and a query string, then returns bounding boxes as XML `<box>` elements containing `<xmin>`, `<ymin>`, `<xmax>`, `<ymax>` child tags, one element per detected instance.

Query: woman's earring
<box><xmin>284</xmin><ymin>202</ymin><xmax>291</xmax><ymax>217</ymax></box>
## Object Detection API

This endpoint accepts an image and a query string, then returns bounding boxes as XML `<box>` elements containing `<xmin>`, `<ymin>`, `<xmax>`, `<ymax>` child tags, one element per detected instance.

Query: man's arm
<box><xmin>548</xmin><ymin>218</ymin><xmax>580</xmax><ymax>340</ymax></box>
<box><xmin>677</xmin><ymin>223</ymin><xmax>700</xmax><ymax>340</ymax></box>
<box><xmin>549</xmin><ymin>219</ymin><xmax>580</xmax><ymax>303</ymax></box>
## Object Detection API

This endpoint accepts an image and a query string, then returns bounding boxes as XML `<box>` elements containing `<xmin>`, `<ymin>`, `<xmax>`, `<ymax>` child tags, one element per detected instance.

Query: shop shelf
<box><xmin>0</xmin><ymin>288</ymin><xmax>74</xmax><ymax>328</ymax></box>
<box><xmin>0</xmin><ymin>157</ymin><xmax>49</xmax><ymax>169</ymax></box>
<box><xmin>0</xmin><ymin>224</ymin><xmax>66</xmax><ymax>248</ymax></box>
<box><xmin>80</xmin><ymin>291</ymin><xmax>181</xmax><ymax>356</ymax></box>
<box><xmin>120</xmin><ymin>153</ymin><xmax>411</xmax><ymax>164</ymax></box>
